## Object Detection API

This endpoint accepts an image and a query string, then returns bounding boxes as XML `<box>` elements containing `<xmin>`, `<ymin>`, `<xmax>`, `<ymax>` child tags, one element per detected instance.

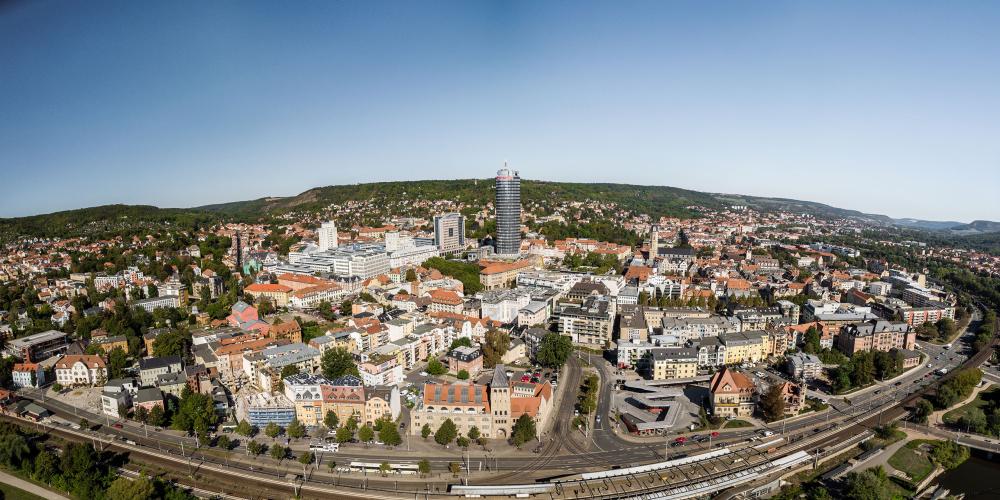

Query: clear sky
<box><xmin>1</xmin><ymin>1</ymin><xmax>998</xmax><ymax>221</ymax></box>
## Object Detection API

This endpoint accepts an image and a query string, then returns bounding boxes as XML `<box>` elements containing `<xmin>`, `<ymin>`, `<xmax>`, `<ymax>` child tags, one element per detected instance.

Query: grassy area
<box><xmin>943</xmin><ymin>385</ymin><xmax>998</xmax><ymax>425</ymax></box>
<box><xmin>723</xmin><ymin>419</ymin><xmax>752</xmax><ymax>429</ymax></box>
<box><xmin>887</xmin><ymin>444</ymin><xmax>935</xmax><ymax>483</ymax></box>
<box><xmin>0</xmin><ymin>482</ymin><xmax>46</xmax><ymax>500</ymax></box>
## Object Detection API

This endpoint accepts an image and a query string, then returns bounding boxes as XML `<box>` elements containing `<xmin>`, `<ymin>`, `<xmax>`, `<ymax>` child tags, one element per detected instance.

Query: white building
<box><xmin>55</xmin><ymin>355</ymin><xmax>108</xmax><ymax>386</ymax></box>
<box><xmin>318</xmin><ymin>221</ymin><xmax>339</xmax><ymax>251</ymax></box>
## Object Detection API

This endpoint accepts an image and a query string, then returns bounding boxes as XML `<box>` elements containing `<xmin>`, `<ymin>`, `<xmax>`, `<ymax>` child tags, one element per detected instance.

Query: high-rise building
<box><xmin>494</xmin><ymin>166</ymin><xmax>521</xmax><ymax>256</ymax></box>
<box><xmin>318</xmin><ymin>221</ymin><xmax>338</xmax><ymax>251</ymax></box>
<box><xmin>433</xmin><ymin>213</ymin><xmax>466</xmax><ymax>254</ymax></box>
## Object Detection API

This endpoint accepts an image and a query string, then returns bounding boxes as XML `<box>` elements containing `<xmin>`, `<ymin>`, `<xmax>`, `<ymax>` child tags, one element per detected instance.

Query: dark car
<box><xmin>112</xmin><ymin>423</ymin><xmax>123</xmax><ymax>429</ymax></box>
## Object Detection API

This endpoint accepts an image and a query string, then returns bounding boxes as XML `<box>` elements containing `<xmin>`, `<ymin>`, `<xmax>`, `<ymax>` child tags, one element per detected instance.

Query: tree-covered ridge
<box><xmin>0</xmin><ymin>204</ymin><xmax>218</xmax><ymax>242</ymax></box>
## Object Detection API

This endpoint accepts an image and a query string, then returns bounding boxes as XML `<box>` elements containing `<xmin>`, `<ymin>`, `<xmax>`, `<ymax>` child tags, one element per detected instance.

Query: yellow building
<box><xmin>720</xmin><ymin>331</ymin><xmax>767</xmax><ymax>365</ymax></box>
<box><xmin>649</xmin><ymin>347</ymin><xmax>699</xmax><ymax>380</ymax></box>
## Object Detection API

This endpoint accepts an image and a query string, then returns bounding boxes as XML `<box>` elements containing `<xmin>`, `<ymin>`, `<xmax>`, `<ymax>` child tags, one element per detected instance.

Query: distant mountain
<box><xmin>2</xmin><ymin>179</ymin><xmax>995</xmax><ymax>244</ymax></box>
<box><xmin>948</xmin><ymin>220</ymin><xmax>1000</xmax><ymax>234</ymax></box>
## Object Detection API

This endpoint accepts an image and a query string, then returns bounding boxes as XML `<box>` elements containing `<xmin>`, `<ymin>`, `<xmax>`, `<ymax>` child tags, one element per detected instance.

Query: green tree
<box><xmin>457</xmin><ymin>369</ymin><xmax>470</xmax><ymax>380</ymax></box>
<box><xmin>536</xmin><ymin>333</ymin><xmax>573</xmax><ymax>368</ymax></box>
<box><xmin>148</xmin><ymin>405</ymin><xmax>166</xmax><ymax>427</ymax></box>
<box><xmin>426</xmin><ymin>357</ymin><xmax>447</xmax><ymax>376</ymax></box>
<box><xmin>449</xmin><ymin>462</ymin><xmax>461</xmax><ymax>475</ymax></box>
<box><xmin>802</xmin><ymin>326</ymin><xmax>821</xmax><ymax>354</ymax></box>
<box><xmin>216</xmin><ymin>434</ymin><xmax>232</xmax><ymax>450</ymax></box>
<box><xmin>379</xmin><ymin>461</ymin><xmax>391</xmax><ymax>476</ymax></box>
<box><xmin>421</xmin><ymin>423</ymin><xmax>432</xmax><ymax>439</ymax></box>
<box><xmin>0</xmin><ymin>433</ymin><xmax>30</xmax><ymax>467</ymax></box>
<box><xmin>511</xmin><ymin>414</ymin><xmax>537</xmax><ymax>448</ymax></box>
<box><xmin>321</xmin><ymin>347</ymin><xmax>359</xmax><ymax>379</ymax></box>
<box><xmin>456</xmin><ymin>436</ymin><xmax>470</xmax><ymax>448</ymax></box>
<box><xmin>107</xmin><ymin>474</ymin><xmax>156</xmax><ymax>500</ymax></box>
<box><xmin>449</xmin><ymin>337</ymin><xmax>473</xmax><ymax>350</ymax></box>
<box><xmin>324</xmin><ymin>410</ymin><xmax>339</xmax><ymax>429</ymax></box>
<box><xmin>335</xmin><ymin>425</ymin><xmax>353</xmax><ymax>444</ymax></box>
<box><xmin>482</xmin><ymin>330</ymin><xmax>510</xmax><ymax>368</ymax></box>
<box><xmin>152</xmin><ymin>329</ymin><xmax>192</xmax><ymax>357</ymax></box>
<box><xmin>171</xmin><ymin>391</ymin><xmax>220</xmax><ymax>434</ymax></box>
<box><xmin>914</xmin><ymin>398</ymin><xmax>934</xmax><ymax>424</ymax></box>
<box><xmin>760</xmin><ymin>383</ymin><xmax>786</xmax><ymax>422</ymax></box>
<box><xmin>107</xmin><ymin>346</ymin><xmax>128</xmax><ymax>379</ymax></box>
<box><xmin>434</xmin><ymin>418</ymin><xmax>458</xmax><ymax>446</ymax></box>
<box><xmin>270</xmin><ymin>444</ymin><xmax>288</xmax><ymax>462</ymax></box>
<box><xmin>299</xmin><ymin>451</ymin><xmax>314</xmax><ymax>473</ymax></box>
<box><xmin>418</xmin><ymin>458</ymin><xmax>431</xmax><ymax>476</ymax></box>
<box><xmin>843</xmin><ymin>466</ymin><xmax>894</xmax><ymax>500</ymax></box>
<box><xmin>378</xmin><ymin>422</ymin><xmax>402</xmax><ymax>447</ymax></box>
<box><xmin>358</xmin><ymin>424</ymin><xmax>375</xmax><ymax>445</ymax></box>
<box><xmin>235</xmin><ymin>419</ymin><xmax>256</xmax><ymax>437</ymax></box>
<box><xmin>287</xmin><ymin>419</ymin><xmax>307</xmax><ymax>439</ymax></box>
<box><xmin>405</xmin><ymin>269</ymin><xmax>418</xmax><ymax>282</ymax></box>
<box><xmin>467</xmin><ymin>426</ymin><xmax>481</xmax><ymax>441</ymax></box>
<box><xmin>247</xmin><ymin>440</ymin><xmax>265</xmax><ymax>456</ymax></box>
<box><xmin>264</xmin><ymin>422</ymin><xmax>282</xmax><ymax>439</ymax></box>
<box><xmin>134</xmin><ymin>405</ymin><xmax>149</xmax><ymax>424</ymax></box>
<box><xmin>932</xmin><ymin>439</ymin><xmax>970</xmax><ymax>469</ymax></box>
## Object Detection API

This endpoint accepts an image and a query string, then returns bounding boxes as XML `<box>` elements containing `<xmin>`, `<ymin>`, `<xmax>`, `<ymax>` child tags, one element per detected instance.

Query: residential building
<box><xmin>479</xmin><ymin>259</ymin><xmax>533</xmax><ymax>290</ymax></box>
<box><xmin>12</xmin><ymin>362</ymin><xmax>45</xmax><ymax>388</ymax></box>
<box><xmin>448</xmin><ymin>346</ymin><xmax>484</xmax><ymax>377</ymax></box>
<box><xmin>240</xmin><ymin>392</ymin><xmax>296</xmax><ymax>427</ymax></box>
<box><xmin>708</xmin><ymin>367</ymin><xmax>756</xmax><ymax>418</ymax></box>
<box><xmin>244</xmin><ymin>283</ymin><xmax>292</xmax><ymax>308</ymax></box>
<box><xmin>558</xmin><ymin>296</ymin><xmax>614</xmax><ymax>346</ymax></box>
<box><xmin>134</xmin><ymin>387</ymin><xmax>164</xmax><ymax>413</ymax></box>
<box><xmin>648</xmin><ymin>347</ymin><xmax>698</xmax><ymax>380</ymax></box>
<box><xmin>786</xmin><ymin>353</ymin><xmax>822</xmax><ymax>381</ymax></box>
<box><xmin>836</xmin><ymin>320</ymin><xmax>915</xmax><ymax>355</ymax></box>
<box><xmin>132</xmin><ymin>295</ymin><xmax>181</xmax><ymax>313</ymax></box>
<box><xmin>139</xmin><ymin>356</ymin><xmax>183</xmax><ymax>387</ymax></box>
<box><xmin>428</xmin><ymin>289</ymin><xmax>464</xmax><ymax>315</ymax></box>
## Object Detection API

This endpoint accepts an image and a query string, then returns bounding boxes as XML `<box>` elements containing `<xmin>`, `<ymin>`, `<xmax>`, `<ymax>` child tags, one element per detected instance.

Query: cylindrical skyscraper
<box><xmin>494</xmin><ymin>166</ymin><xmax>521</xmax><ymax>256</ymax></box>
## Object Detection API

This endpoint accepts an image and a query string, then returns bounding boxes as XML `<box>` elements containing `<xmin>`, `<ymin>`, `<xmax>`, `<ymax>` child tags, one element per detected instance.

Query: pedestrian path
<box><xmin>0</xmin><ymin>470</ymin><xmax>71</xmax><ymax>500</ymax></box>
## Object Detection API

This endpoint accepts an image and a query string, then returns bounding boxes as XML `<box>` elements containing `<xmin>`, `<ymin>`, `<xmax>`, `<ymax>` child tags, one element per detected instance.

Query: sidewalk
<box><xmin>0</xmin><ymin>470</ymin><xmax>71</xmax><ymax>500</ymax></box>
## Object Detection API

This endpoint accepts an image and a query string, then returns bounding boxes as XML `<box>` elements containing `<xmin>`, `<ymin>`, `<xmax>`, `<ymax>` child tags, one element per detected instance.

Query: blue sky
<box><xmin>1</xmin><ymin>1</ymin><xmax>998</xmax><ymax>221</ymax></box>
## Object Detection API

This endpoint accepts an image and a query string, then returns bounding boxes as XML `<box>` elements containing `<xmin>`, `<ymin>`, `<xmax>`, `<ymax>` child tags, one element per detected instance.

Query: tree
<box><xmin>457</xmin><ymin>369</ymin><xmax>470</xmax><ymax>380</ymax></box>
<box><xmin>421</xmin><ymin>423</ymin><xmax>432</xmax><ymax>439</ymax></box>
<box><xmin>760</xmin><ymin>384</ymin><xmax>786</xmax><ymax>422</ymax></box>
<box><xmin>79</xmin><ymin>418</ymin><xmax>90</xmax><ymax>430</ymax></box>
<box><xmin>134</xmin><ymin>405</ymin><xmax>149</xmax><ymax>424</ymax></box>
<box><xmin>434</xmin><ymin>418</ymin><xmax>458</xmax><ymax>446</ymax></box>
<box><xmin>449</xmin><ymin>462</ymin><xmax>461</xmax><ymax>475</ymax></box>
<box><xmin>426</xmin><ymin>357</ymin><xmax>447</xmax><ymax>376</ymax></box>
<box><xmin>379</xmin><ymin>461</ymin><xmax>391</xmax><ymax>476</ymax></box>
<box><xmin>107</xmin><ymin>474</ymin><xmax>156</xmax><ymax>500</ymax></box>
<box><xmin>265</xmin><ymin>422</ymin><xmax>282</xmax><ymax>439</ymax></box>
<box><xmin>107</xmin><ymin>346</ymin><xmax>128</xmax><ymax>379</ymax></box>
<box><xmin>0</xmin><ymin>433</ymin><xmax>30</xmax><ymax>468</ymax></box>
<box><xmin>843</xmin><ymin>466</ymin><xmax>894</xmax><ymax>500</ymax></box>
<box><xmin>449</xmin><ymin>337</ymin><xmax>473</xmax><ymax>350</ymax></box>
<box><xmin>358</xmin><ymin>424</ymin><xmax>375</xmax><ymax>445</ymax></box>
<box><xmin>171</xmin><ymin>391</ymin><xmax>220</xmax><ymax>434</ymax></box>
<box><xmin>280</xmin><ymin>364</ymin><xmax>300</xmax><ymax>379</ymax></box>
<box><xmin>152</xmin><ymin>329</ymin><xmax>191</xmax><ymax>357</ymax></box>
<box><xmin>536</xmin><ymin>333</ymin><xmax>573</xmax><ymax>368</ymax></box>
<box><xmin>802</xmin><ymin>326</ymin><xmax>821</xmax><ymax>354</ymax></box>
<box><xmin>467</xmin><ymin>426</ymin><xmax>481</xmax><ymax>441</ymax></box>
<box><xmin>932</xmin><ymin>440</ymin><xmax>970</xmax><ymax>469</ymax></box>
<box><xmin>959</xmin><ymin>407</ymin><xmax>988</xmax><ymax>434</ymax></box>
<box><xmin>335</xmin><ymin>425</ymin><xmax>353</xmax><ymax>444</ymax></box>
<box><xmin>299</xmin><ymin>451</ymin><xmax>314</xmax><ymax>474</ymax></box>
<box><xmin>378</xmin><ymin>422</ymin><xmax>402</xmax><ymax>447</ymax></box>
<box><xmin>457</xmin><ymin>436</ymin><xmax>470</xmax><ymax>448</ymax></box>
<box><xmin>287</xmin><ymin>419</ymin><xmax>307</xmax><ymax>439</ymax></box>
<box><xmin>321</xmin><ymin>347</ymin><xmax>359</xmax><ymax>379</ymax></box>
<box><xmin>216</xmin><ymin>434</ymin><xmax>232</xmax><ymax>451</ymax></box>
<box><xmin>914</xmin><ymin>398</ymin><xmax>934</xmax><ymax>424</ymax></box>
<box><xmin>418</xmin><ymin>458</ymin><xmax>431</xmax><ymax>476</ymax></box>
<box><xmin>405</xmin><ymin>268</ymin><xmax>418</xmax><ymax>282</ymax></box>
<box><xmin>148</xmin><ymin>405</ymin><xmax>166</xmax><ymax>427</ymax></box>
<box><xmin>511</xmin><ymin>414</ymin><xmax>537</xmax><ymax>448</ymax></box>
<box><xmin>324</xmin><ymin>410</ymin><xmax>339</xmax><ymax>429</ymax></box>
<box><xmin>235</xmin><ymin>419</ymin><xmax>256</xmax><ymax>437</ymax></box>
<box><xmin>270</xmin><ymin>444</ymin><xmax>288</xmax><ymax>462</ymax></box>
<box><xmin>482</xmin><ymin>330</ymin><xmax>510</xmax><ymax>368</ymax></box>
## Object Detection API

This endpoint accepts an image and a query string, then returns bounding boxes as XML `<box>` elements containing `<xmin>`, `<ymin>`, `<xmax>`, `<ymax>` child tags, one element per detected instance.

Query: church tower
<box><xmin>490</xmin><ymin>364</ymin><xmax>511</xmax><ymax>437</ymax></box>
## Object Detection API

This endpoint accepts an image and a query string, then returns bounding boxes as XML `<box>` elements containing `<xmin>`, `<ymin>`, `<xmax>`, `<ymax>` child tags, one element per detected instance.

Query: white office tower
<box><xmin>433</xmin><ymin>213</ymin><xmax>466</xmax><ymax>254</ymax></box>
<box><xmin>385</xmin><ymin>231</ymin><xmax>413</xmax><ymax>252</ymax></box>
<box><xmin>318</xmin><ymin>221</ymin><xmax>338</xmax><ymax>251</ymax></box>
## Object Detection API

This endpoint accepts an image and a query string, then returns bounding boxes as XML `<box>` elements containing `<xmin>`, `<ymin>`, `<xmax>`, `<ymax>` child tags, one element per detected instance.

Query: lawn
<box><xmin>942</xmin><ymin>385</ymin><xmax>998</xmax><ymax>425</ymax></box>
<box><xmin>723</xmin><ymin>419</ymin><xmax>752</xmax><ymax>429</ymax></box>
<box><xmin>888</xmin><ymin>443</ymin><xmax>935</xmax><ymax>483</ymax></box>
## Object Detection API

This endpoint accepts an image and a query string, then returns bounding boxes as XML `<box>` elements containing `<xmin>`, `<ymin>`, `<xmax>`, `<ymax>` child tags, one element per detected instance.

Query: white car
<box><xmin>419</xmin><ymin>371</ymin><xmax>428</xmax><ymax>377</ymax></box>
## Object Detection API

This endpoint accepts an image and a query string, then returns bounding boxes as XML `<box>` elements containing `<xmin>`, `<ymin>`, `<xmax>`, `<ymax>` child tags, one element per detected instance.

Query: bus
<box><xmin>309</xmin><ymin>442</ymin><xmax>339</xmax><ymax>453</ymax></box>
<box><xmin>348</xmin><ymin>462</ymin><xmax>420</xmax><ymax>475</ymax></box>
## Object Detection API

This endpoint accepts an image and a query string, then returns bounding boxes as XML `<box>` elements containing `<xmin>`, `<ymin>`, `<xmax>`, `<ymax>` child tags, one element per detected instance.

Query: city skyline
<box><xmin>2</xmin><ymin>1</ymin><xmax>999</xmax><ymax>221</ymax></box>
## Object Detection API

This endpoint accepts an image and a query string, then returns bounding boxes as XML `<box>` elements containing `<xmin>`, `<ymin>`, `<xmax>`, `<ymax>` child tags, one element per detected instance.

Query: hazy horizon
<box><xmin>2</xmin><ymin>1</ymin><xmax>998</xmax><ymax>221</ymax></box>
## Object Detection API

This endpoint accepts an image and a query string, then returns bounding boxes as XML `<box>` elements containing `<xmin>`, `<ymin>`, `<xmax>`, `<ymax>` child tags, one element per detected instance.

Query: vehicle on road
<box><xmin>113</xmin><ymin>422</ymin><xmax>123</xmax><ymax>429</ymax></box>
<box><xmin>760</xmin><ymin>430</ymin><xmax>774</xmax><ymax>437</ymax></box>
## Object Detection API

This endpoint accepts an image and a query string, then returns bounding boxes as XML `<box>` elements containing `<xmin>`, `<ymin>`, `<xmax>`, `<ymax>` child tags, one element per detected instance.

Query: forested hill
<box><xmin>0</xmin><ymin>204</ymin><xmax>217</xmax><ymax>242</ymax></box>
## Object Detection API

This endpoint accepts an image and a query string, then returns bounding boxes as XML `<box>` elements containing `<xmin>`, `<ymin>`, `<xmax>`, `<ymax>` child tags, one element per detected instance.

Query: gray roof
<box><xmin>490</xmin><ymin>364</ymin><xmax>509</xmax><ymax>388</ymax></box>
